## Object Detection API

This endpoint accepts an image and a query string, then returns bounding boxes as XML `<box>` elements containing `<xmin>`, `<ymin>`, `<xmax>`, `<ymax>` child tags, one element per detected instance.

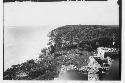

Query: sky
<box><xmin>4</xmin><ymin>0</ymin><xmax>119</xmax><ymax>70</ymax></box>
<box><xmin>4</xmin><ymin>0</ymin><xmax>119</xmax><ymax>26</ymax></box>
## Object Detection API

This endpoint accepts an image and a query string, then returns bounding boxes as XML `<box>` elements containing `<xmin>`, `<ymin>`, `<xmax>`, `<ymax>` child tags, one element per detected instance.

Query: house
<box><xmin>97</xmin><ymin>47</ymin><xmax>118</xmax><ymax>59</ymax></box>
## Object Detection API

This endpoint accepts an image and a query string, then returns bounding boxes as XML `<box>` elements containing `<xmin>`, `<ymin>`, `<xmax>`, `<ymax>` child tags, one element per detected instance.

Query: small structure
<box><xmin>55</xmin><ymin>47</ymin><xmax>119</xmax><ymax>80</ymax></box>
<box><xmin>87</xmin><ymin>47</ymin><xmax>119</xmax><ymax>80</ymax></box>
<box><xmin>97</xmin><ymin>47</ymin><xmax>118</xmax><ymax>59</ymax></box>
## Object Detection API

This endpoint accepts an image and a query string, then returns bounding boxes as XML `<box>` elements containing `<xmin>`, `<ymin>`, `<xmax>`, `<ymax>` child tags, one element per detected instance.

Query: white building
<box><xmin>97</xmin><ymin>47</ymin><xmax>118</xmax><ymax>59</ymax></box>
<box><xmin>87</xmin><ymin>47</ymin><xmax>119</xmax><ymax>80</ymax></box>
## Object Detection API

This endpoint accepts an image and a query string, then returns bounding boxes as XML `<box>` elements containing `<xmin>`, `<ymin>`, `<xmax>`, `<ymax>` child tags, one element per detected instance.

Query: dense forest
<box><xmin>4</xmin><ymin>25</ymin><xmax>120</xmax><ymax>80</ymax></box>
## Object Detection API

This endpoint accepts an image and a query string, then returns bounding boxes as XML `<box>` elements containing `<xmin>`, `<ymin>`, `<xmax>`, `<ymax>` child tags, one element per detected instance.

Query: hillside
<box><xmin>48</xmin><ymin>25</ymin><xmax>119</xmax><ymax>52</ymax></box>
<box><xmin>4</xmin><ymin>25</ymin><xmax>120</xmax><ymax>80</ymax></box>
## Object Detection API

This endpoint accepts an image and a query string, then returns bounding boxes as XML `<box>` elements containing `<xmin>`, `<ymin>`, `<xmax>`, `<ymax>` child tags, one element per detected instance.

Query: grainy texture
<box><xmin>4</xmin><ymin>25</ymin><xmax>120</xmax><ymax>80</ymax></box>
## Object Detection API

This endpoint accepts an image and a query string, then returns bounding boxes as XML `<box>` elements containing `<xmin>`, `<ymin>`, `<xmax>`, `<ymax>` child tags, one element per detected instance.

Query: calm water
<box><xmin>4</xmin><ymin>26</ymin><xmax>57</xmax><ymax>71</ymax></box>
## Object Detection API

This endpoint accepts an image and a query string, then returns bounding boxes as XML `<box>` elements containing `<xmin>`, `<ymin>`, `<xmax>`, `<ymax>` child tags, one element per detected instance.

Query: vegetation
<box><xmin>48</xmin><ymin>25</ymin><xmax>119</xmax><ymax>51</ymax></box>
<box><xmin>4</xmin><ymin>25</ymin><xmax>119</xmax><ymax>80</ymax></box>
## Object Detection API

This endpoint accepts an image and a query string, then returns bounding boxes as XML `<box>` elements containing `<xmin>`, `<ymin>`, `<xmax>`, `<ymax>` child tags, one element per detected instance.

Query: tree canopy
<box><xmin>4</xmin><ymin>25</ymin><xmax>119</xmax><ymax>80</ymax></box>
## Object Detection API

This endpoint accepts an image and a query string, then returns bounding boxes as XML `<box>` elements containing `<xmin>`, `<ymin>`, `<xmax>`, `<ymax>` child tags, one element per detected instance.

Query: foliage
<box><xmin>4</xmin><ymin>25</ymin><xmax>119</xmax><ymax>80</ymax></box>
<box><xmin>48</xmin><ymin>25</ymin><xmax>119</xmax><ymax>51</ymax></box>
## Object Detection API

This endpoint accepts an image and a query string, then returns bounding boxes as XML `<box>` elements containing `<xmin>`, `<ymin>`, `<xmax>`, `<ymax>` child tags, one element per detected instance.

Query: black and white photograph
<box><xmin>3</xmin><ymin>0</ymin><xmax>121</xmax><ymax>81</ymax></box>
